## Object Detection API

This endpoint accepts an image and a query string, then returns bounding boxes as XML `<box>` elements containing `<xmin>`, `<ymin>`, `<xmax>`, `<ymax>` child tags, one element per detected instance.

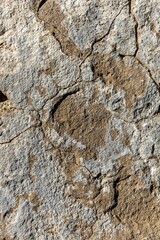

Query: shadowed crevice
<box><xmin>38</xmin><ymin>0</ymin><xmax>47</xmax><ymax>11</ymax></box>
<box><xmin>51</xmin><ymin>89</ymin><xmax>80</xmax><ymax>122</ymax></box>
<box><xmin>0</xmin><ymin>91</ymin><xmax>8</xmax><ymax>102</ymax></box>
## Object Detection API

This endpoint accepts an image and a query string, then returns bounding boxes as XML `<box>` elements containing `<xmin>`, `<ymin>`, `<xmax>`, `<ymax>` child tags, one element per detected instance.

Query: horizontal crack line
<box><xmin>0</xmin><ymin>124</ymin><xmax>41</xmax><ymax>145</ymax></box>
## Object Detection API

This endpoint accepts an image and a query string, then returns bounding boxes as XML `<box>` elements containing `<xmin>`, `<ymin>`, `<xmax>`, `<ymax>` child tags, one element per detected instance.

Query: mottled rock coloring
<box><xmin>0</xmin><ymin>0</ymin><xmax>160</xmax><ymax>239</ymax></box>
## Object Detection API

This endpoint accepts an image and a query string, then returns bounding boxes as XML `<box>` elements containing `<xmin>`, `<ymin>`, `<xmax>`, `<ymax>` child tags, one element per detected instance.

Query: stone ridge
<box><xmin>0</xmin><ymin>0</ymin><xmax>160</xmax><ymax>239</ymax></box>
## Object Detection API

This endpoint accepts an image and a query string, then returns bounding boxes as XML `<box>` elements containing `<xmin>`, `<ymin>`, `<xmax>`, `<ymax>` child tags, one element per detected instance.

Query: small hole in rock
<box><xmin>0</xmin><ymin>91</ymin><xmax>8</xmax><ymax>102</ymax></box>
<box><xmin>146</xmin><ymin>102</ymin><xmax>152</xmax><ymax>109</ymax></box>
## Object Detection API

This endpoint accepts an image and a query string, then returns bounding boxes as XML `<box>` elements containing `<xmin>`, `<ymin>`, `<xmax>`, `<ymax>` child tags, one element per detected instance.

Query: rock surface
<box><xmin>0</xmin><ymin>0</ymin><xmax>160</xmax><ymax>239</ymax></box>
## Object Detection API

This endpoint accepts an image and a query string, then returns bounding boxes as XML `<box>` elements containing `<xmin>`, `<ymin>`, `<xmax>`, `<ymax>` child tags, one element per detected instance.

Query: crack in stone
<box><xmin>134</xmin><ymin>20</ymin><xmax>139</xmax><ymax>57</ymax></box>
<box><xmin>118</xmin><ymin>52</ymin><xmax>159</xmax><ymax>90</ymax></box>
<box><xmin>129</xmin><ymin>1</ymin><xmax>159</xmax><ymax>87</ymax></box>
<box><xmin>106</xmin><ymin>175</ymin><xmax>131</xmax><ymax>213</ymax></box>
<box><xmin>128</xmin><ymin>0</ymin><xmax>139</xmax><ymax>57</ymax></box>
<box><xmin>79</xmin><ymin>3</ymin><xmax>129</xmax><ymax>78</ymax></box>
<box><xmin>38</xmin><ymin>0</ymin><xmax>47</xmax><ymax>11</ymax></box>
<box><xmin>128</xmin><ymin>0</ymin><xmax>132</xmax><ymax>14</ymax></box>
<box><xmin>0</xmin><ymin>113</ymin><xmax>41</xmax><ymax>145</ymax></box>
<box><xmin>136</xmin><ymin>57</ymin><xmax>159</xmax><ymax>88</ymax></box>
<box><xmin>0</xmin><ymin>126</ymin><xmax>36</xmax><ymax>145</ymax></box>
<box><xmin>40</xmin><ymin>71</ymin><xmax>105</xmax><ymax>112</ymax></box>
<box><xmin>51</xmin><ymin>88</ymin><xmax>80</xmax><ymax>121</ymax></box>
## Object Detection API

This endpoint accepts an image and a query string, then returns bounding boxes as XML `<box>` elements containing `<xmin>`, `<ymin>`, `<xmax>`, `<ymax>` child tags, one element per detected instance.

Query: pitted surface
<box><xmin>0</xmin><ymin>0</ymin><xmax>160</xmax><ymax>239</ymax></box>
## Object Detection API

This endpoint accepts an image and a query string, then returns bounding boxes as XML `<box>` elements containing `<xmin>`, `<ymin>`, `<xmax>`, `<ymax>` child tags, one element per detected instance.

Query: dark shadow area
<box><xmin>0</xmin><ymin>91</ymin><xmax>8</xmax><ymax>102</ymax></box>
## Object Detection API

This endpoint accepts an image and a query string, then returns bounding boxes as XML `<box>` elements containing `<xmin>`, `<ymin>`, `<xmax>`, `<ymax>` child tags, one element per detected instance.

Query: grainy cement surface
<box><xmin>0</xmin><ymin>0</ymin><xmax>160</xmax><ymax>239</ymax></box>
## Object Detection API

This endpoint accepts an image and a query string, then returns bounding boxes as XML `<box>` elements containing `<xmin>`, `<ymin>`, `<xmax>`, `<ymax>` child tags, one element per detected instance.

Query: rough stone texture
<box><xmin>0</xmin><ymin>0</ymin><xmax>160</xmax><ymax>239</ymax></box>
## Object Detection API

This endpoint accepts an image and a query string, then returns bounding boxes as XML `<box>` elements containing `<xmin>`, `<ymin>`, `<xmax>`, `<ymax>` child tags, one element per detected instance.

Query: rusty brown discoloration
<box><xmin>27</xmin><ymin>154</ymin><xmax>37</xmax><ymax>184</ymax></box>
<box><xmin>15</xmin><ymin>191</ymin><xmax>41</xmax><ymax>212</ymax></box>
<box><xmin>38</xmin><ymin>61</ymin><xmax>56</xmax><ymax>76</ymax></box>
<box><xmin>35</xmin><ymin>86</ymin><xmax>47</xmax><ymax>96</ymax></box>
<box><xmin>59</xmin><ymin>150</ymin><xmax>99</xmax><ymax>206</ymax></box>
<box><xmin>3</xmin><ymin>192</ymin><xmax>41</xmax><ymax>219</ymax></box>
<box><xmin>61</xmin><ymin>215</ymin><xmax>94</xmax><ymax>240</ymax></box>
<box><xmin>59</xmin><ymin>151</ymin><xmax>80</xmax><ymax>184</ymax></box>
<box><xmin>32</xmin><ymin>0</ymin><xmax>85</xmax><ymax>58</ymax></box>
<box><xmin>109</xmin><ymin>123</ymin><xmax>131</xmax><ymax>148</ymax></box>
<box><xmin>89</xmin><ymin>155</ymin><xmax>160</xmax><ymax>239</ymax></box>
<box><xmin>115</xmin><ymin>155</ymin><xmax>133</xmax><ymax>179</ymax></box>
<box><xmin>26</xmin><ymin>96</ymin><xmax>33</xmax><ymax>105</ymax></box>
<box><xmin>87</xmin><ymin>154</ymin><xmax>160</xmax><ymax>239</ymax></box>
<box><xmin>92</xmin><ymin>54</ymin><xmax>148</xmax><ymax>110</ymax></box>
<box><xmin>113</xmin><ymin>174</ymin><xmax>160</xmax><ymax>239</ymax></box>
<box><xmin>52</xmin><ymin>91</ymin><xmax>136</xmax><ymax>214</ymax></box>
<box><xmin>121</xmin><ymin>130</ymin><xmax>131</xmax><ymax>148</ymax></box>
<box><xmin>0</xmin><ymin>214</ymin><xmax>12</xmax><ymax>240</ymax></box>
<box><xmin>0</xmin><ymin>100</ymin><xmax>15</xmax><ymax>115</ymax></box>
<box><xmin>94</xmin><ymin>189</ymin><xmax>114</xmax><ymax>214</ymax></box>
<box><xmin>53</xmin><ymin>93</ymin><xmax>111</xmax><ymax>159</ymax></box>
<box><xmin>75</xmin><ymin>221</ymin><xmax>93</xmax><ymax>240</ymax></box>
<box><xmin>28</xmin><ymin>191</ymin><xmax>41</xmax><ymax>212</ymax></box>
<box><xmin>28</xmin><ymin>154</ymin><xmax>37</xmax><ymax>171</ymax></box>
<box><xmin>1</xmin><ymin>192</ymin><xmax>41</xmax><ymax>239</ymax></box>
<box><xmin>110</xmin><ymin>128</ymin><xmax>119</xmax><ymax>141</ymax></box>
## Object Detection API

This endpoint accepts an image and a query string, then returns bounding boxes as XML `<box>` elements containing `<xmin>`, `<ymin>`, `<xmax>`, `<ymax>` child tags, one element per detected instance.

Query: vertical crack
<box><xmin>79</xmin><ymin>3</ymin><xmax>129</xmax><ymax>78</ymax></box>
<box><xmin>128</xmin><ymin>0</ymin><xmax>132</xmax><ymax>14</ymax></box>
<box><xmin>128</xmin><ymin>1</ymin><xmax>158</xmax><ymax>87</ymax></box>
<box><xmin>134</xmin><ymin>20</ymin><xmax>139</xmax><ymax>57</ymax></box>
<box><xmin>128</xmin><ymin>0</ymin><xmax>139</xmax><ymax>57</ymax></box>
<box><xmin>106</xmin><ymin>175</ymin><xmax>131</xmax><ymax>213</ymax></box>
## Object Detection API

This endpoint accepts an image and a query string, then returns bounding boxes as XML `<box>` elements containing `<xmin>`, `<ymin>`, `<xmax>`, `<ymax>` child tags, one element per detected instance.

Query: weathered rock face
<box><xmin>0</xmin><ymin>0</ymin><xmax>160</xmax><ymax>239</ymax></box>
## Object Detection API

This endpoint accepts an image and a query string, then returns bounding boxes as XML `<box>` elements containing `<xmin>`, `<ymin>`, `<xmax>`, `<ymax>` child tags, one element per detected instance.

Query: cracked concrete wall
<box><xmin>0</xmin><ymin>0</ymin><xmax>160</xmax><ymax>239</ymax></box>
